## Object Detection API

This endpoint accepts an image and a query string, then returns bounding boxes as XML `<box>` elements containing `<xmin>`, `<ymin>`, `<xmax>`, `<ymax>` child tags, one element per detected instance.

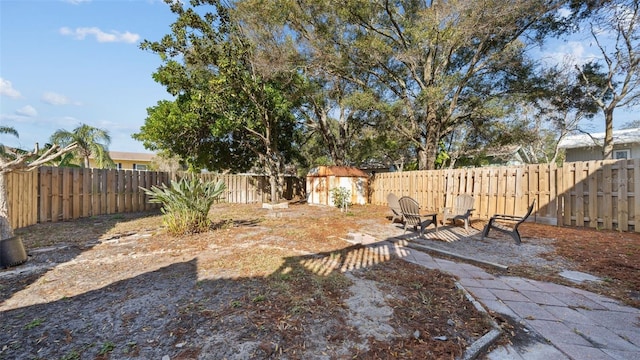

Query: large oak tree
<box><xmin>238</xmin><ymin>0</ymin><xmax>566</xmax><ymax>169</ymax></box>
<box><xmin>136</xmin><ymin>0</ymin><xmax>304</xmax><ymax>201</ymax></box>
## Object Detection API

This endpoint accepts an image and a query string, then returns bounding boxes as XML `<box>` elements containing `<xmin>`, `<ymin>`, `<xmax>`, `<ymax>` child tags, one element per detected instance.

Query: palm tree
<box><xmin>0</xmin><ymin>126</ymin><xmax>19</xmax><ymax>138</ymax></box>
<box><xmin>50</xmin><ymin>124</ymin><xmax>115</xmax><ymax>168</ymax></box>
<box><xmin>0</xmin><ymin>126</ymin><xmax>21</xmax><ymax>161</ymax></box>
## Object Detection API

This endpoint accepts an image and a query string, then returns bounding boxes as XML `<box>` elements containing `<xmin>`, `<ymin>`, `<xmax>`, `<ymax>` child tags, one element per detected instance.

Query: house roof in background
<box><xmin>101</xmin><ymin>151</ymin><xmax>156</xmax><ymax>162</ymax></box>
<box><xmin>557</xmin><ymin>128</ymin><xmax>640</xmax><ymax>149</ymax></box>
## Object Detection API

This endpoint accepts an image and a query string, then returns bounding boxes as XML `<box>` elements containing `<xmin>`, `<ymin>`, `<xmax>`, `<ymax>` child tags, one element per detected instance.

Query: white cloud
<box><xmin>59</xmin><ymin>26</ymin><xmax>140</xmax><ymax>44</ymax></box>
<box><xmin>41</xmin><ymin>91</ymin><xmax>81</xmax><ymax>106</ymax></box>
<box><xmin>0</xmin><ymin>114</ymin><xmax>30</xmax><ymax>123</ymax></box>
<box><xmin>0</xmin><ymin>78</ymin><xmax>22</xmax><ymax>98</ymax></box>
<box><xmin>16</xmin><ymin>105</ymin><xmax>38</xmax><ymax>117</ymax></box>
<box><xmin>540</xmin><ymin>41</ymin><xmax>598</xmax><ymax>67</ymax></box>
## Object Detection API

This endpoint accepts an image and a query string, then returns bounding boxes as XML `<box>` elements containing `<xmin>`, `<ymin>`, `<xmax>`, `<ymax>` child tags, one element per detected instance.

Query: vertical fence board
<box><xmin>91</xmin><ymin>169</ymin><xmax>99</xmax><ymax>216</ymax></box>
<box><xmin>563</xmin><ymin>164</ymin><xmax>574</xmax><ymax>226</ymax></box>
<box><xmin>61</xmin><ymin>168</ymin><xmax>71</xmax><ymax>220</ymax></box>
<box><xmin>602</xmin><ymin>162</ymin><xmax>613</xmax><ymax>229</ymax></box>
<box><xmin>29</xmin><ymin>170</ymin><xmax>38</xmax><ymax>226</ymax></box>
<box><xmin>7</xmin><ymin>172</ymin><xmax>15</xmax><ymax>229</ymax></box>
<box><xmin>82</xmin><ymin>168</ymin><xmax>91</xmax><ymax>217</ymax></box>
<box><xmin>132</xmin><ymin>171</ymin><xmax>140</xmax><ymax>211</ymax></box>
<box><xmin>618</xmin><ymin>160</ymin><xmax>629</xmax><ymax>231</ymax></box>
<box><xmin>123</xmin><ymin>171</ymin><xmax>131</xmax><ymax>212</ymax></box>
<box><xmin>40</xmin><ymin>167</ymin><xmax>50</xmax><ymax>223</ymax></box>
<box><xmin>574</xmin><ymin>162</ymin><xmax>585</xmax><ymax>227</ymax></box>
<box><xmin>51</xmin><ymin>168</ymin><xmax>60</xmax><ymax>222</ymax></box>
<box><xmin>635</xmin><ymin>159</ymin><xmax>640</xmax><ymax>232</ymax></box>
<box><xmin>116</xmin><ymin>170</ymin><xmax>124</xmax><ymax>213</ymax></box>
<box><xmin>72</xmin><ymin>169</ymin><xmax>80</xmax><ymax>219</ymax></box>
<box><xmin>587</xmin><ymin>162</ymin><xmax>598</xmax><ymax>228</ymax></box>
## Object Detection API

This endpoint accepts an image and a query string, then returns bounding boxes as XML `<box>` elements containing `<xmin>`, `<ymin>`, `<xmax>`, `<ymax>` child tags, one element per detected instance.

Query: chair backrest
<box><xmin>517</xmin><ymin>199</ymin><xmax>537</xmax><ymax>225</ymax></box>
<box><xmin>398</xmin><ymin>196</ymin><xmax>421</xmax><ymax>226</ymax></box>
<box><xmin>454</xmin><ymin>194</ymin><xmax>475</xmax><ymax>213</ymax></box>
<box><xmin>387</xmin><ymin>193</ymin><xmax>401</xmax><ymax>215</ymax></box>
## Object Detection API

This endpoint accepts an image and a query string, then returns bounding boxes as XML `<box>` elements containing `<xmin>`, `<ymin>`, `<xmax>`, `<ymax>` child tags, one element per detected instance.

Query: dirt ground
<box><xmin>1</xmin><ymin>203</ymin><xmax>639</xmax><ymax>359</ymax></box>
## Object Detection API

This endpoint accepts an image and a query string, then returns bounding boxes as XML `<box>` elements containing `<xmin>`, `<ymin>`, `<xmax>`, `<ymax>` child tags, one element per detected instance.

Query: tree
<box><xmin>236</xmin><ymin>0</ymin><xmax>398</xmax><ymax>169</ymax></box>
<box><xmin>137</xmin><ymin>0</ymin><xmax>303</xmax><ymax>202</ymax></box>
<box><xmin>0</xmin><ymin>126</ymin><xmax>19</xmax><ymax>138</ymax></box>
<box><xmin>1</xmin><ymin>128</ymin><xmax>77</xmax><ymax>240</ymax></box>
<box><xmin>134</xmin><ymin>99</ymin><xmax>257</xmax><ymax>173</ymax></box>
<box><xmin>50</xmin><ymin>123</ymin><xmax>115</xmax><ymax>169</ymax></box>
<box><xmin>0</xmin><ymin>126</ymin><xmax>21</xmax><ymax>160</ymax></box>
<box><xmin>573</xmin><ymin>0</ymin><xmax>640</xmax><ymax>159</ymax></box>
<box><xmin>241</xmin><ymin>0</ymin><xmax>565</xmax><ymax>170</ymax></box>
<box><xmin>510</xmin><ymin>61</ymin><xmax>601</xmax><ymax>165</ymax></box>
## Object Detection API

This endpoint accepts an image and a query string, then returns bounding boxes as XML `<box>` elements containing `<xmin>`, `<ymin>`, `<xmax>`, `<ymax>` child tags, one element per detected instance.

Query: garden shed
<box><xmin>306</xmin><ymin>166</ymin><xmax>369</xmax><ymax>207</ymax></box>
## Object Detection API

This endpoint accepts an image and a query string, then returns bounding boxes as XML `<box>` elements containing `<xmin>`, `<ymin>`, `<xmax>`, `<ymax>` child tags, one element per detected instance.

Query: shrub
<box><xmin>142</xmin><ymin>176</ymin><xmax>226</xmax><ymax>235</ymax></box>
<box><xmin>330</xmin><ymin>187</ymin><xmax>351</xmax><ymax>212</ymax></box>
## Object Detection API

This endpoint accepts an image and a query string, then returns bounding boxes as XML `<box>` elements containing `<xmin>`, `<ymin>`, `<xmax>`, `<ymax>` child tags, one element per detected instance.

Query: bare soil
<box><xmin>1</xmin><ymin>203</ymin><xmax>639</xmax><ymax>359</ymax></box>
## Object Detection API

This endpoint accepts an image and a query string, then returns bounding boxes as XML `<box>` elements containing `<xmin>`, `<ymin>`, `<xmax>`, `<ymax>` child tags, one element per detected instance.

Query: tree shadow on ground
<box><xmin>0</xmin><ymin>211</ymin><xmax>162</xmax><ymax>304</ymax></box>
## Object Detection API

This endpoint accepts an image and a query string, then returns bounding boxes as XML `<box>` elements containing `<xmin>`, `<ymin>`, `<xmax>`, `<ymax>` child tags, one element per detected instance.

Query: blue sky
<box><xmin>0</xmin><ymin>0</ymin><xmax>175</xmax><ymax>153</ymax></box>
<box><xmin>1</xmin><ymin>1</ymin><xmax>637</xmax><ymax>155</ymax></box>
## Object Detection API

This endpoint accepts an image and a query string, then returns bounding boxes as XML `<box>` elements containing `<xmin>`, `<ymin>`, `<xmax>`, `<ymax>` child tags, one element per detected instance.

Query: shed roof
<box><xmin>558</xmin><ymin>128</ymin><xmax>640</xmax><ymax>149</ymax></box>
<box><xmin>307</xmin><ymin>166</ymin><xmax>369</xmax><ymax>177</ymax></box>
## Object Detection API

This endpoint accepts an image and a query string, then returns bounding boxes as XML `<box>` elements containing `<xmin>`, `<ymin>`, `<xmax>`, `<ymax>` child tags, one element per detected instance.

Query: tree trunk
<box><xmin>0</xmin><ymin>172</ymin><xmax>14</xmax><ymax>240</ymax></box>
<box><xmin>418</xmin><ymin>129</ymin><xmax>440</xmax><ymax>170</ymax></box>
<box><xmin>417</xmin><ymin>148</ymin><xmax>428</xmax><ymax>170</ymax></box>
<box><xmin>269</xmin><ymin>174</ymin><xmax>279</xmax><ymax>204</ymax></box>
<box><xmin>602</xmin><ymin>109</ymin><xmax>614</xmax><ymax>160</ymax></box>
<box><xmin>264</xmin><ymin>150</ymin><xmax>285</xmax><ymax>204</ymax></box>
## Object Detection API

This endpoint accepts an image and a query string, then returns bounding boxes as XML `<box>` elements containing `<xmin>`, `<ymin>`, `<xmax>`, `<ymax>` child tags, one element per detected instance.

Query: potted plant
<box><xmin>0</xmin><ymin>234</ymin><xmax>27</xmax><ymax>268</ymax></box>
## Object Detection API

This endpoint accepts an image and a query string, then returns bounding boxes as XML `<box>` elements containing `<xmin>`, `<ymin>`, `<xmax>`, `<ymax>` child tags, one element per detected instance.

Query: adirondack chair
<box><xmin>387</xmin><ymin>193</ymin><xmax>404</xmax><ymax>223</ymax></box>
<box><xmin>398</xmin><ymin>196</ymin><xmax>438</xmax><ymax>236</ymax></box>
<box><xmin>481</xmin><ymin>200</ymin><xmax>536</xmax><ymax>245</ymax></box>
<box><xmin>442</xmin><ymin>194</ymin><xmax>475</xmax><ymax>231</ymax></box>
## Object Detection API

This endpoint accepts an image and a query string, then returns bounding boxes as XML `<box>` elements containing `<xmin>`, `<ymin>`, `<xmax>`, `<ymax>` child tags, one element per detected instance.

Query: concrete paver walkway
<box><xmin>383</xmin><ymin>238</ymin><xmax>640</xmax><ymax>360</ymax></box>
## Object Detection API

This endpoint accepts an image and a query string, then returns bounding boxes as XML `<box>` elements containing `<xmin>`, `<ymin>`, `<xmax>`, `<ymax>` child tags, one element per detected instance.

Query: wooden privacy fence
<box><xmin>5</xmin><ymin>169</ymin><xmax>39</xmax><ymax>230</ymax></box>
<box><xmin>6</xmin><ymin>167</ymin><xmax>170</xmax><ymax>230</ymax></box>
<box><xmin>370</xmin><ymin>159</ymin><xmax>640</xmax><ymax>232</ymax></box>
<box><xmin>180</xmin><ymin>172</ymin><xmax>305</xmax><ymax>204</ymax></box>
<box><xmin>6</xmin><ymin>167</ymin><xmax>305</xmax><ymax>230</ymax></box>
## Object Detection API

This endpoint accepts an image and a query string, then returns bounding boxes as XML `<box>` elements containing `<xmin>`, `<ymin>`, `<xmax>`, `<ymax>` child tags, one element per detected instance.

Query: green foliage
<box><xmin>238</xmin><ymin>0</ymin><xmax>564</xmax><ymax>169</ymax></box>
<box><xmin>24</xmin><ymin>318</ymin><xmax>44</xmax><ymax>330</ymax></box>
<box><xmin>0</xmin><ymin>125</ymin><xmax>19</xmax><ymax>139</ymax></box>
<box><xmin>138</xmin><ymin>0</ymin><xmax>303</xmax><ymax>202</ymax></box>
<box><xmin>330</xmin><ymin>187</ymin><xmax>351</xmax><ymax>211</ymax></box>
<box><xmin>97</xmin><ymin>341</ymin><xmax>115</xmax><ymax>356</ymax></box>
<box><xmin>142</xmin><ymin>176</ymin><xmax>226</xmax><ymax>235</ymax></box>
<box><xmin>60</xmin><ymin>350</ymin><xmax>80</xmax><ymax>360</ymax></box>
<box><xmin>434</xmin><ymin>141</ymin><xmax>450</xmax><ymax>169</ymax></box>
<box><xmin>50</xmin><ymin>123</ymin><xmax>114</xmax><ymax>169</ymax></box>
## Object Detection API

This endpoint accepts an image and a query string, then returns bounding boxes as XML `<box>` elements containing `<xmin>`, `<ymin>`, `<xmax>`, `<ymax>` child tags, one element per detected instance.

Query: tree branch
<box><xmin>0</xmin><ymin>142</ymin><xmax>79</xmax><ymax>174</ymax></box>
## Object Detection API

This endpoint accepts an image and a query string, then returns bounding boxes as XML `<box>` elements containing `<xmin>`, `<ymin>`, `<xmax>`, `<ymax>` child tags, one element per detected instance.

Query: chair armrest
<box><xmin>491</xmin><ymin>214</ymin><xmax>524</xmax><ymax>221</ymax></box>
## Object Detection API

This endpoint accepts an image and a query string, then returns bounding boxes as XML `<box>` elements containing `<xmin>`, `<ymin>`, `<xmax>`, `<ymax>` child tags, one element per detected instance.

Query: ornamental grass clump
<box><xmin>143</xmin><ymin>176</ymin><xmax>226</xmax><ymax>235</ymax></box>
